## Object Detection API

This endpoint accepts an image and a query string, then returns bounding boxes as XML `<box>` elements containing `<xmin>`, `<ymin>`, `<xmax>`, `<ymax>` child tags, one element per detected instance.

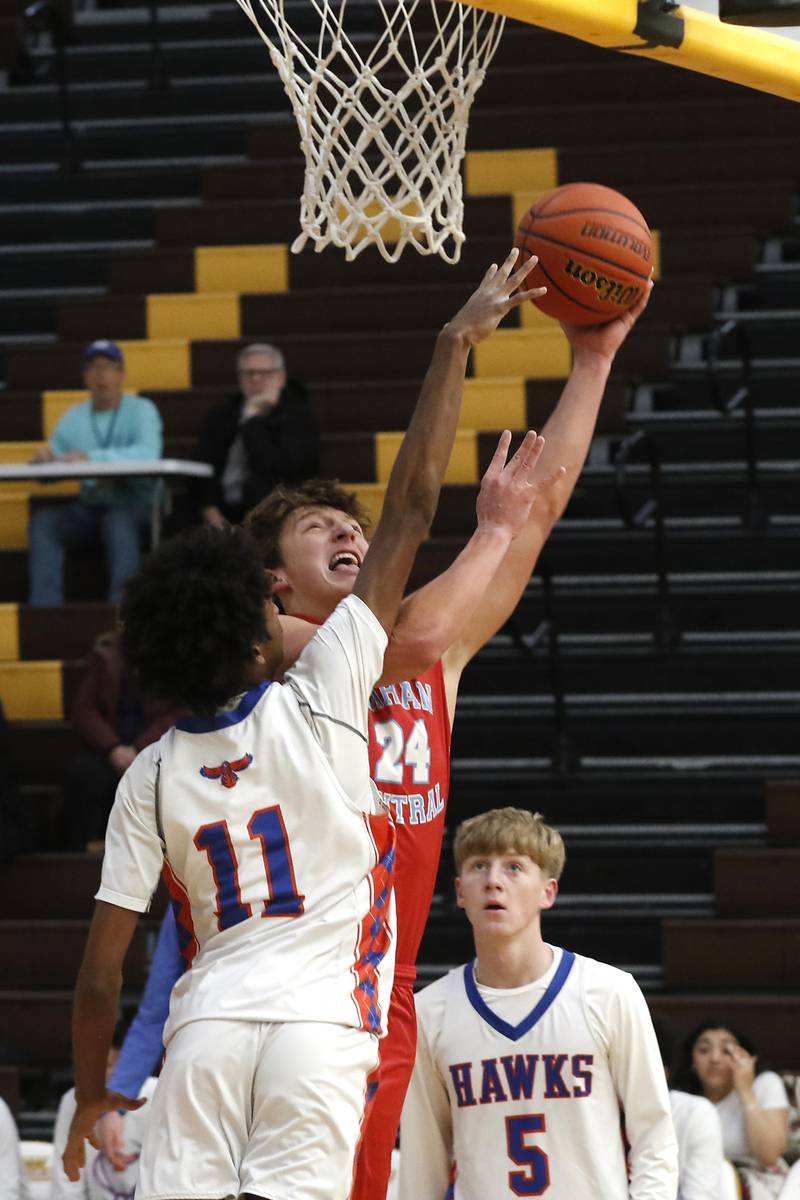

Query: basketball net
<box><xmin>233</xmin><ymin>0</ymin><xmax>505</xmax><ymax>263</ymax></box>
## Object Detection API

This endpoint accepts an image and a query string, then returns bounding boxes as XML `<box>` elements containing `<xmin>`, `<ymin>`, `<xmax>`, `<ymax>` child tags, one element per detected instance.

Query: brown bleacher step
<box><xmin>19</xmin><ymin>604</ymin><xmax>115</xmax><ymax>662</ymax></box>
<box><xmin>766</xmin><ymin>780</ymin><xmax>800</xmax><ymax>846</ymax></box>
<box><xmin>0</xmin><ymin>1067</ymin><xmax>20</xmax><ymax>1113</ymax></box>
<box><xmin>468</xmin><ymin>98</ymin><xmax>800</xmax><ymax>154</ymax></box>
<box><xmin>109</xmin><ymin>248</ymin><xmax>195</xmax><ymax>296</ymax></box>
<box><xmin>715</xmin><ymin>849</ymin><xmax>800</xmax><ymax>917</ymax></box>
<box><xmin>648</xmin><ymin>993</ymin><xmax>800</xmax><ymax>1069</ymax></box>
<box><xmin>0</xmin><ymin>920</ymin><xmax>152</xmax><ymax>989</ymax></box>
<box><xmin>0</xmin><ymin>854</ymin><xmax>168</xmax><ymax>921</ymax></box>
<box><xmin>558</xmin><ymin>138</ymin><xmax>800</xmax><ymax>190</ymax></box>
<box><xmin>0</xmin><ymin>392</ymin><xmax>42</xmax><ymax>442</ymax></box>
<box><xmin>662</xmin><ymin>919</ymin><xmax>800</xmax><ymax>989</ymax></box>
<box><xmin>1</xmin><ymin>992</ymin><xmax>78</xmax><ymax>1064</ymax></box>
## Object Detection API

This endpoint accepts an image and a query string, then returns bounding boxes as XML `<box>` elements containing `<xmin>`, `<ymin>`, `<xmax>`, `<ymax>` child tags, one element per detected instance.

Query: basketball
<box><xmin>514</xmin><ymin>182</ymin><xmax>653</xmax><ymax>326</ymax></box>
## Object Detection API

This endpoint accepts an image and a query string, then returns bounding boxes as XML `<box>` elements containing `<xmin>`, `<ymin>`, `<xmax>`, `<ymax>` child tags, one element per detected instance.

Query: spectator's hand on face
<box><xmin>202</xmin><ymin>505</ymin><xmax>228</xmax><ymax>530</ymax></box>
<box><xmin>109</xmin><ymin>745</ymin><xmax>137</xmax><ymax>776</ymax></box>
<box><xmin>726</xmin><ymin>1042</ymin><xmax>757</xmax><ymax>1095</ymax></box>
<box><xmin>58</xmin><ymin>451</ymin><xmax>90</xmax><ymax>463</ymax></box>
<box><xmin>243</xmin><ymin>391</ymin><xmax>281</xmax><ymax>419</ymax></box>
<box><xmin>30</xmin><ymin>445</ymin><xmax>55</xmax><ymax>464</ymax></box>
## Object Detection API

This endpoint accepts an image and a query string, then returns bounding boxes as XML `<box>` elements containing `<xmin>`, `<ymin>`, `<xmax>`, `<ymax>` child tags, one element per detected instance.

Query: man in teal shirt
<box><xmin>29</xmin><ymin>340</ymin><xmax>163</xmax><ymax>605</ymax></box>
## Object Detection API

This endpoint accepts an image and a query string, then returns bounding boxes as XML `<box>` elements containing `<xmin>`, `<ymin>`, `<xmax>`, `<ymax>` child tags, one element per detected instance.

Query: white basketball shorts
<box><xmin>136</xmin><ymin>1018</ymin><xmax>379</xmax><ymax>1200</ymax></box>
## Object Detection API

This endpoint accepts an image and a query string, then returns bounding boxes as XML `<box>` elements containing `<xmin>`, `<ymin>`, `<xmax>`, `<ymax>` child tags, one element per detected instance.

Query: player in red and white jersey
<box><xmin>62</xmin><ymin>251</ymin><xmax>548</xmax><ymax>1200</ymax></box>
<box><xmin>242</xmin><ymin>281</ymin><xmax>653</xmax><ymax>1200</ymax></box>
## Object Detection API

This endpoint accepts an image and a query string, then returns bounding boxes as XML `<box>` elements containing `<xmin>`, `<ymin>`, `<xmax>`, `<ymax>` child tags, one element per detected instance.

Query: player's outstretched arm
<box><xmin>371</xmin><ymin>284</ymin><xmax>652</xmax><ymax>686</ymax></box>
<box><xmin>354</xmin><ymin>250</ymin><xmax>545</xmax><ymax>634</ymax></box>
<box><xmin>382</xmin><ymin>429</ymin><xmax>564</xmax><ymax>687</ymax></box>
<box><xmin>64</xmin><ymin>901</ymin><xmax>146</xmax><ymax>1182</ymax></box>
<box><xmin>436</xmin><ymin>283</ymin><xmax>654</xmax><ymax>682</ymax></box>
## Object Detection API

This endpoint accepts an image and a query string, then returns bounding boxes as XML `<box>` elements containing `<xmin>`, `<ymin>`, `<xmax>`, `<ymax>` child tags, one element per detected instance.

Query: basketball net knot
<box><xmin>235</xmin><ymin>0</ymin><xmax>504</xmax><ymax>262</ymax></box>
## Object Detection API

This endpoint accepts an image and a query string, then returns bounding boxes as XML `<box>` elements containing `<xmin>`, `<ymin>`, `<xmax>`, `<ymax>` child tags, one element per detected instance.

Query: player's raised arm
<box><xmin>375</xmin><ymin>283</ymin><xmax>653</xmax><ymax>691</ymax></box>
<box><xmin>354</xmin><ymin>250</ymin><xmax>545</xmax><ymax>633</ymax></box>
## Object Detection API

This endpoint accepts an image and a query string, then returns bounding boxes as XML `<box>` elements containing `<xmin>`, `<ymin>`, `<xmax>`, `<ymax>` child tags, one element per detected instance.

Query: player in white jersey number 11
<box><xmin>399</xmin><ymin>807</ymin><xmax>679</xmax><ymax>1200</ymax></box>
<box><xmin>62</xmin><ymin>251</ymin><xmax>552</xmax><ymax>1200</ymax></box>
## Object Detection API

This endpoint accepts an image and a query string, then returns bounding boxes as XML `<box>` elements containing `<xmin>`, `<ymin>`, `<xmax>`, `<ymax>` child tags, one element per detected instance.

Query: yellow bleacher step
<box><xmin>0</xmin><ymin>661</ymin><xmax>63</xmax><ymax>720</ymax></box>
<box><xmin>0</xmin><ymin>606</ymin><xmax>19</xmax><ymax>661</ymax></box>
<box><xmin>461</xmin><ymin>378</ymin><xmax>527</xmax><ymax>430</ymax></box>
<box><xmin>0</xmin><ymin>495</ymin><xmax>30</xmax><ymax>549</ymax></box>
<box><xmin>147</xmin><ymin>294</ymin><xmax>241</xmax><ymax>340</ymax></box>
<box><xmin>117</xmin><ymin>340</ymin><xmax>190</xmax><ymax>390</ymax></box>
<box><xmin>195</xmin><ymin>245</ymin><xmax>289</xmax><ymax>294</ymax></box>
<box><xmin>473</xmin><ymin>328</ymin><xmax>571</xmax><ymax>380</ymax></box>
<box><xmin>349</xmin><ymin>483</ymin><xmax>386</xmax><ymax>527</ymax></box>
<box><xmin>466</xmin><ymin>148</ymin><xmax>558</xmax><ymax>197</ymax></box>
<box><xmin>376</xmin><ymin>430</ymin><xmax>478</xmax><ymax>485</ymax></box>
<box><xmin>0</xmin><ymin>444</ymin><xmax>79</xmax><ymax>498</ymax></box>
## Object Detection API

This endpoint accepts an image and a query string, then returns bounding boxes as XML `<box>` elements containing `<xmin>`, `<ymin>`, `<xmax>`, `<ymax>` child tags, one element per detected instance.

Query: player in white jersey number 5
<box><xmin>62</xmin><ymin>251</ymin><xmax>551</xmax><ymax>1200</ymax></box>
<box><xmin>399</xmin><ymin>808</ymin><xmax>679</xmax><ymax>1200</ymax></box>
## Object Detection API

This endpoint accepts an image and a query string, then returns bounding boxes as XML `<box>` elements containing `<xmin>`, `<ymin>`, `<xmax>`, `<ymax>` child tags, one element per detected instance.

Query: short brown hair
<box><xmin>454</xmin><ymin>808</ymin><xmax>566</xmax><ymax>880</ymax></box>
<box><xmin>244</xmin><ymin>479</ymin><xmax>372</xmax><ymax>569</ymax></box>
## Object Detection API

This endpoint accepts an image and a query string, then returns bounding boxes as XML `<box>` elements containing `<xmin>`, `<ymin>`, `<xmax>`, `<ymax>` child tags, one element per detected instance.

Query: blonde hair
<box><xmin>454</xmin><ymin>807</ymin><xmax>566</xmax><ymax>880</ymax></box>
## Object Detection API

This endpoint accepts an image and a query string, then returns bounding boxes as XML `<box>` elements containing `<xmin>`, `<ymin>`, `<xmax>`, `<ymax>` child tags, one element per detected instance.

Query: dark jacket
<box><xmin>191</xmin><ymin>382</ymin><xmax>320</xmax><ymax>518</ymax></box>
<box><xmin>71</xmin><ymin>634</ymin><xmax>178</xmax><ymax>756</ymax></box>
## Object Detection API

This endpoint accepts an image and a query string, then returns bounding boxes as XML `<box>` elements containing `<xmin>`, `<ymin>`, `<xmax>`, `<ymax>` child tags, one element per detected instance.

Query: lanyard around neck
<box><xmin>90</xmin><ymin>398</ymin><xmax>122</xmax><ymax>450</ymax></box>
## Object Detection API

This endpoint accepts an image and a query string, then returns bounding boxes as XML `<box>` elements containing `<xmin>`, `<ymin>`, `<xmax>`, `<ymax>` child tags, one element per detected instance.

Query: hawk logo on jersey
<box><xmin>199</xmin><ymin>754</ymin><xmax>253</xmax><ymax>788</ymax></box>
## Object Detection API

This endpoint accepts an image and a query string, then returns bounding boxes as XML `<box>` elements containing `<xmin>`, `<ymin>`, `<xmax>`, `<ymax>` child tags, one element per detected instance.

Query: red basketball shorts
<box><xmin>351</xmin><ymin>979</ymin><xmax>416</xmax><ymax>1200</ymax></box>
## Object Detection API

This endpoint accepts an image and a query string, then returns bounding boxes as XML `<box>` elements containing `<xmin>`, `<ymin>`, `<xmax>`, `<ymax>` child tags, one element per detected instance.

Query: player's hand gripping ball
<box><xmin>514</xmin><ymin>182</ymin><xmax>652</xmax><ymax>326</ymax></box>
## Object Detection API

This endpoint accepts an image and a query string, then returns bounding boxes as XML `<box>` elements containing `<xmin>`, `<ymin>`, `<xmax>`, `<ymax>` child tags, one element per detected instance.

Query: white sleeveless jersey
<box><xmin>399</xmin><ymin>948</ymin><xmax>678</xmax><ymax>1200</ymax></box>
<box><xmin>97</xmin><ymin>595</ymin><xmax>396</xmax><ymax>1042</ymax></box>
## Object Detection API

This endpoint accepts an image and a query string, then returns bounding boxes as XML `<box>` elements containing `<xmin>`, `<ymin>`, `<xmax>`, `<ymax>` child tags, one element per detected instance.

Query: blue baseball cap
<box><xmin>84</xmin><ymin>339</ymin><xmax>124</xmax><ymax>365</ymax></box>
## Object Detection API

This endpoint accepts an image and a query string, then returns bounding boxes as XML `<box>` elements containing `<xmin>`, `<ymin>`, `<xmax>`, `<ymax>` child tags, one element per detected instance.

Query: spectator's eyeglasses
<box><xmin>239</xmin><ymin>367</ymin><xmax>282</xmax><ymax>378</ymax></box>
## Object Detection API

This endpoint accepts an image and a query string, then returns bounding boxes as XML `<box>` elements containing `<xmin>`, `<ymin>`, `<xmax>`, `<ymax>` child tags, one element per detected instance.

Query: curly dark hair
<box><xmin>120</xmin><ymin>527</ymin><xmax>271</xmax><ymax>715</ymax></box>
<box><xmin>244</xmin><ymin>479</ymin><xmax>372</xmax><ymax>569</ymax></box>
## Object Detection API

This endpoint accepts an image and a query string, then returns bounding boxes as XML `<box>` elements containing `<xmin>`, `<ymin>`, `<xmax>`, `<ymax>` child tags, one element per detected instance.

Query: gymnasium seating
<box><xmin>1</xmin><ymin>0</ymin><xmax>800</xmax><ymax>1127</ymax></box>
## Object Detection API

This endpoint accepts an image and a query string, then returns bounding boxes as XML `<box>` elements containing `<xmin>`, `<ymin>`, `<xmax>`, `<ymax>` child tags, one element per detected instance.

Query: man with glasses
<box><xmin>192</xmin><ymin>342</ymin><xmax>319</xmax><ymax>528</ymax></box>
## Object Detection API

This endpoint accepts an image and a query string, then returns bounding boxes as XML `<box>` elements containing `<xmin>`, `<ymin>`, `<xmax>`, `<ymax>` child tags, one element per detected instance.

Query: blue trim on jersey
<box><xmin>463</xmin><ymin>949</ymin><xmax>576</xmax><ymax>1042</ymax></box>
<box><xmin>175</xmin><ymin>682</ymin><xmax>271</xmax><ymax>734</ymax></box>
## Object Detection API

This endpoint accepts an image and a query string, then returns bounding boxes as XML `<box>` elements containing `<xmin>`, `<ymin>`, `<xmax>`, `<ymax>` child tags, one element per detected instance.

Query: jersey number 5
<box><xmin>194</xmin><ymin>806</ymin><xmax>305</xmax><ymax>930</ymax></box>
<box><xmin>505</xmin><ymin>1114</ymin><xmax>549</xmax><ymax>1196</ymax></box>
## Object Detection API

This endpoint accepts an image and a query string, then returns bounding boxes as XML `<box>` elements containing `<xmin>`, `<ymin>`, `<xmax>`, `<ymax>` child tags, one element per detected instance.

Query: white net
<box><xmin>233</xmin><ymin>0</ymin><xmax>505</xmax><ymax>262</ymax></box>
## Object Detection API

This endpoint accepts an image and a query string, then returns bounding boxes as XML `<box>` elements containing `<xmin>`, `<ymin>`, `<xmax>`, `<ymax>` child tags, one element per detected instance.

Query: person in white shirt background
<box><xmin>50</xmin><ymin>1027</ymin><xmax>155</xmax><ymax>1200</ymax></box>
<box><xmin>0</xmin><ymin>1097</ymin><xmax>28</xmax><ymax>1200</ymax></box>
<box><xmin>676</xmin><ymin>1021</ymin><xmax>799</xmax><ymax>1200</ymax></box>
<box><xmin>653</xmin><ymin>1018</ymin><xmax>724</xmax><ymax>1200</ymax></box>
<box><xmin>398</xmin><ymin>806</ymin><xmax>678</xmax><ymax>1200</ymax></box>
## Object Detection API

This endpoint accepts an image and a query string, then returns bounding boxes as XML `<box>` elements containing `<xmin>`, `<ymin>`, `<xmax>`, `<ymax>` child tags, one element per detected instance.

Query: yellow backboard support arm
<box><xmin>459</xmin><ymin>0</ymin><xmax>800</xmax><ymax>102</ymax></box>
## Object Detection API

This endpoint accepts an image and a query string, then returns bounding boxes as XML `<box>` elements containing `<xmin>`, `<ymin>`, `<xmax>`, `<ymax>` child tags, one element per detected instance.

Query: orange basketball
<box><xmin>514</xmin><ymin>182</ymin><xmax>653</xmax><ymax>326</ymax></box>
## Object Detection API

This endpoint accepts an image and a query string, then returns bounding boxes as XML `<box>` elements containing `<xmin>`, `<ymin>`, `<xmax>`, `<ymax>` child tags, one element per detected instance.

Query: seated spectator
<box><xmin>654</xmin><ymin>1019</ymin><xmax>725</xmax><ymax>1200</ymax></box>
<box><xmin>677</xmin><ymin>1019</ymin><xmax>792</xmax><ymax>1199</ymax></box>
<box><xmin>28</xmin><ymin>340</ymin><xmax>163</xmax><ymax>606</ymax></box>
<box><xmin>0</xmin><ymin>1095</ymin><xmax>28</xmax><ymax>1200</ymax></box>
<box><xmin>50</xmin><ymin>1025</ymin><xmax>156</xmax><ymax>1200</ymax></box>
<box><xmin>191</xmin><ymin>342</ymin><xmax>319</xmax><ymax>527</ymax></box>
<box><xmin>61</xmin><ymin>632</ymin><xmax>177</xmax><ymax>852</ymax></box>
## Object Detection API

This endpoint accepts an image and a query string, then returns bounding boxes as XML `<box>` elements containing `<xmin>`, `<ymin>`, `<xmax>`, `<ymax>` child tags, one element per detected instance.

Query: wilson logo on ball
<box><xmin>579</xmin><ymin>221</ymin><xmax>651</xmax><ymax>264</ymax></box>
<box><xmin>563</xmin><ymin>258</ymin><xmax>642</xmax><ymax>308</ymax></box>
